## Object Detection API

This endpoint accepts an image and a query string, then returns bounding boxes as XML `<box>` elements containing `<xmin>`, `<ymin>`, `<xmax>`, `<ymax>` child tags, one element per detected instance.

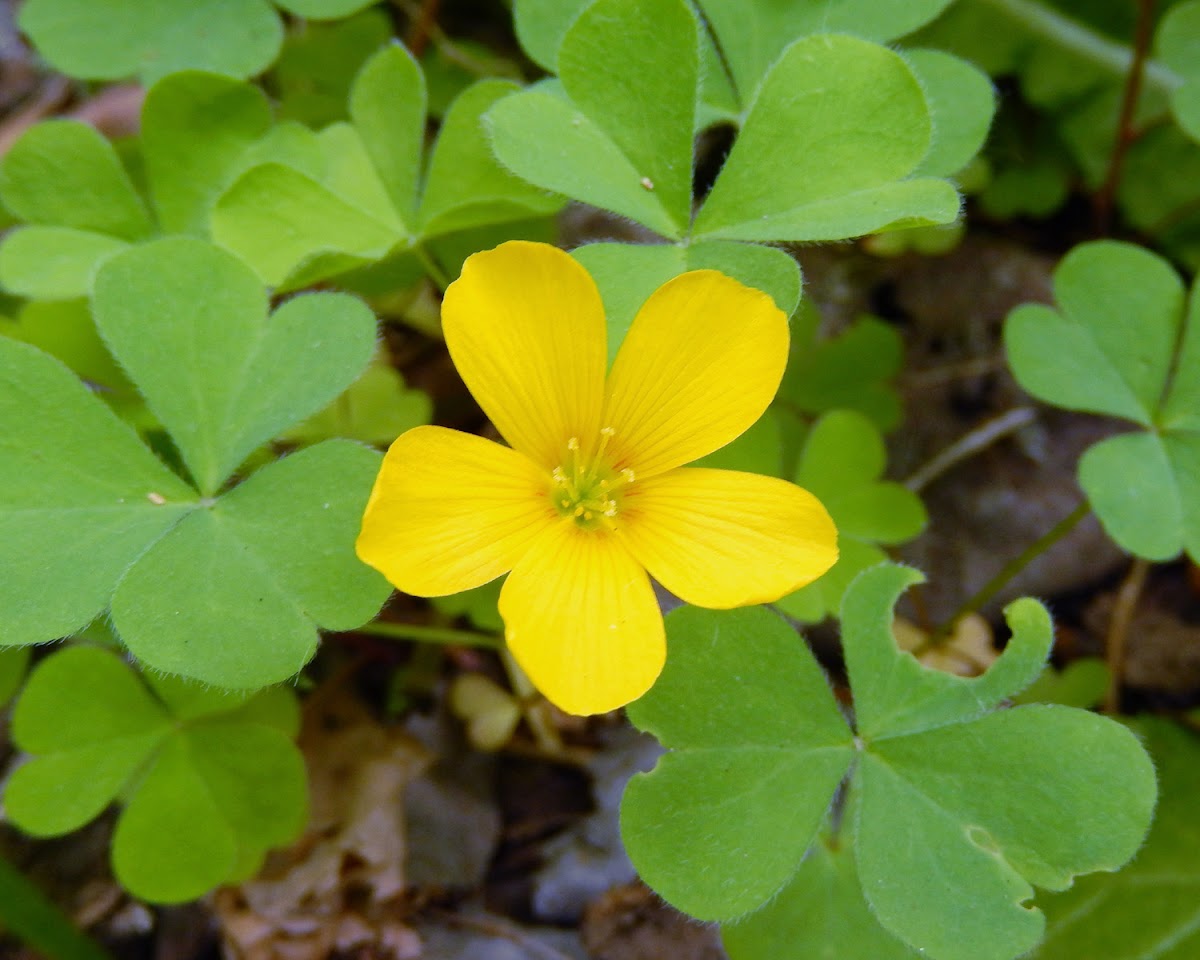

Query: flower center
<box><xmin>550</xmin><ymin>428</ymin><xmax>635</xmax><ymax>531</ymax></box>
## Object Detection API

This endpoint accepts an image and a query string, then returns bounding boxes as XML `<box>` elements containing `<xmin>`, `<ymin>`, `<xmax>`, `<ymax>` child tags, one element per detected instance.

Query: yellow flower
<box><xmin>356</xmin><ymin>241</ymin><xmax>837</xmax><ymax>715</ymax></box>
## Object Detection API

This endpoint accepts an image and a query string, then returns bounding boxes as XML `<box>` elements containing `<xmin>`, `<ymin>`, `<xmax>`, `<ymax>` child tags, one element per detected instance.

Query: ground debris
<box><xmin>214</xmin><ymin>688</ymin><xmax>429</xmax><ymax>960</ymax></box>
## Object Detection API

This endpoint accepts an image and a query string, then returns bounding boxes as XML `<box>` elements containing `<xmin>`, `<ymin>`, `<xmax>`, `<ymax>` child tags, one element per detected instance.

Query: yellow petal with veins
<box><xmin>619</xmin><ymin>467</ymin><xmax>838</xmax><ymax>608</ymax></box>
<box><xmin>357</xmin><ymin>425</ymin><xmax>553</xmax><ymax>596</ymax></box>
<box><xmin>442</xmin><ymin>241</ymin><xmax>607</xmax><ymax>470</ymax></box>
<box><xmin>500</xmin><ymin>522</ymin><xmax>664</xmax><ymax>715</ymax></box>
<box><xmin>603</xmin><ymin>270</ymin><xmax>788</xmax><ymax>479</ymax></box>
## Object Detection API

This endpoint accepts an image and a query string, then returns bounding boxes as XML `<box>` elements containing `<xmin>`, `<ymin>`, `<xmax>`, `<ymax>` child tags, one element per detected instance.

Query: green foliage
<box><xmin>722</xmin><ymin>834</ymin><xmax>914</xmax><ymax>960</ymax></box>
<box><xmin>906</xmin><ymin>48</ymin><xmax>997</xmax><ymax>177</ymax></box>
<box><xmin>1005</xmin><ymin>240</ymin><xmax>1200</xmax><ymax>561</ymax></box>
<box><xmin>1157</xmin><ymin>1</ymin><xmax>1200</xmax><ymax>141</ymax></box>
<box><xmin>0</xmin><ymin>853</ymin><xmax>114</xmax><ymax>960</ymax></box>
<box><xmin>1032</xmin><ymin>718</ymin><xmax>1200</xmax><ymax>960</ymax></box>
<box><xmin>494</xmin><ymin>0</ymin><xmax>963</xmax><ymax>243</ymax></box>
<box><xmin>17</xmin><ymin>0</ymin><xmax>377</xmax><ymax>84</ymax></box>
<box><xmin>270</xmin><ymin>9</ymin><xmax>393</xmax><ymax>126</ymax></box>
<box><xmin>5</xmin><ymin>646</ymin><xmax>307</xmax><ymax>903</ymax></box>
<box><xmin>779</xmin><ymin>314</ymin><xmax>906</xmax><ymax>431</ymax></box>
<box><xmin>0</xmin><ymin>58</ymin><xmax>560</xmax><ymax>298</ymax></box>
<box><xmin>776</xmin><ymin>412</ymin><xmax>927</xmax><ymax>621</ymax></box>
<box><xmin>284</xmin><ymin>353</ymin><xmax>431</xmax><ymax>447</ymax></box>
<box><xmin>0</xmin><ymin>238</ymin><xmax>390</xmax><ymax>687</ymax></box>
<box><xmin>0</xmin><ymin>647</ymin><xmax>30</xmax><ymax>708</ymax></box>
<box><xmin>622</xmin><ymin>565</ymin><xmax>1157</xmax><ymax>960</ymax></box>
<box><xmin>1013</xmin><ymin>658</ymin><xmax>1110</xmax><ymax>709</ymax></box>
<box><xmin>913</xmin><ymin>0</ymin><xmax>1200</xmax><ymax>264</ymax></box>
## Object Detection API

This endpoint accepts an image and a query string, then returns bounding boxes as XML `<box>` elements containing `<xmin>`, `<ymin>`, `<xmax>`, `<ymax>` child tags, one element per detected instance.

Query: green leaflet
<box><xmin>694</xmin><ymin>0</ymin><xmax>956</xmax><ymax>106</ymax></box>
<box><xmin>0</xmin><ymin>238</ymin><xmax>390</xmax><ymax>688</ymax></box>
<box><xmin>5</xmin><ymin>646</ymin><xmax>306</xmax><ymax>904</ymax></box>
<box><xmin>17</xmin><ymin>0</ymin><xmax>285</xmax><ymax>84</ymax></box>
<box><xmin>1155</xmin><ymin>2</ymin><xmax>1200</xmax><ymax>143</ymax></box>
<box><xmin>622</xmin><ymin>564</ymin><xmax>1157</xmax><ymax>960</ymax></box>
<box><xmin>93</xmin><ymin>239</ymin><xmax>376</xmax><ymax>494</ymax></box>
<box><xmin>693</xmin><ymin>35</ymin><xmax>960</xmax><ymax>242</ymax></box>
<box><xmin>1031</xmin><ymin>719</ymin><xmax>1200</xmax><ymax>960</ymax></box>
<box><xmin>1005</xmin><ymin>240</ymin><xmax>1200</xmax><ymax>561</ymax></box>
<box><xmin>777</xmin><ymin>411</ymin><xmax>926</xmax><ymax>622</ymax></box>
<box><xmin>0</xmin><ymin>121</ymin><xmax>152</xmax><ymax>241</ymax></box>
<box><xmin>14</xmin><ymin>0</ymin><xmax>376</xmax><ymax>85</ymax></box>
<box><xmin>490</xmin><ymin>0</ymin><xmax>698</xmax><ymax>238</ymax></box>
<box><xmin>779</xmin><ymin>314</ymin><xmax>906</xmax><ymax>431</ymax></box>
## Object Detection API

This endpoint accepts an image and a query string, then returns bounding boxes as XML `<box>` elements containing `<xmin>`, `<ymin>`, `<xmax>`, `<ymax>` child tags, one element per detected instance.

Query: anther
<box><xmin>622</xmin><ymin>468</ymin><xmax>635</xmax><ymax>483</ymax></box>
<box><xmin>567</xmin><ymin>437</ymin><xmax>580</xmax><ymax>450</ymax></box>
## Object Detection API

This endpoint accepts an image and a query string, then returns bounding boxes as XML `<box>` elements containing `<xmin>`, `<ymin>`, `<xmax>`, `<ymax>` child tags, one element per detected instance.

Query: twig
<box><xmin>1094</xmin><ymin>0</ymin><xmax>1157</xmax><ymax>233</ymax></box>
<box><xmin>1104</xmin><ymin>557</ymin><xmax>1151</xmax><ymax>713</ymax></box>
<box><xmin>905</xmin><ymin>407</ymin><xmax>1037</xmax><ymax>494</ymax></box>
<box><xmin>932</xmin><ymin>501</ymin><xmax>1091</xmax><ymax>643</ymax></box>
<box><xmin>901</xmin><ymin>354</ymin><xmax>1008</xmax><ymax>391</ymax></box>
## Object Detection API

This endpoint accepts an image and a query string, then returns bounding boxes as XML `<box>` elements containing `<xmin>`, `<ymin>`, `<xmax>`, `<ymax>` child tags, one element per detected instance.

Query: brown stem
<box><xmin>1094</xmin><ymin>0</ymin><xmax>1156</xmax><ymax>233</ymax></box>
<box><xmin>404</xmin><ymin>0</ymin><xmax>442</xmax><ymax>57</ymax></box>
<box><xmin>1104</xmin><ymin>557</ymin><xmax>1151</xmax><ymax>713</ymax></box>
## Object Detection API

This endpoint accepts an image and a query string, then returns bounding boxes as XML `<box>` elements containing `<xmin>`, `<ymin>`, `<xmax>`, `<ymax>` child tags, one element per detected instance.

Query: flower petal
<box><xmin>356</xmin><ymin>425</ymin><xmax>552</xmax><ymax>596</ymax></box>
<box><xmin>442</xmin><ymin>241</ymin><xmax>607</xmax><ymax>469</ymax></box>
<box><xmin>602</xmin><ymin>270</ymin><xmax>788</xmax><ymax>478</ymax></box>
<box><xmin>500</xmin><ymin>523</ymin><xmax>664</xmax><ymax>715</ymax></box>
<box><xmin>619</xmin><ymin>467</ymin><xmax>838</xmax><ymax>608</ymax></box>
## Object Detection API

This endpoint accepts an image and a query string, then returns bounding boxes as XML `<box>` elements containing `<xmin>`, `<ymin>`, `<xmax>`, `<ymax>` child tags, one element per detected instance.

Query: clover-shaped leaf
<box><xmin>5</xmin><ymin>646</ymin><xmax>306</xmax><ymax>903</ymax></box>
<box><xmin>622</xmin><ymin>564</ymin><xmax>1156</xmax><ymax>960</ymax></box>
<box><xmin>0</xmin><ymin>237</ymin><xmax>389</xmax><ymax>687</ymax></box>
<box><xmin>17</xmin><ymin>0</ymin><xmax>375</xmax><ymax>85</ymax></box>
<box><xmin>1005</xmin><ymin>240</ymin><xmax>1200</xmax><ymax>561</ymax></box>
<box><xmin>490</xmin><ymin>0</ymin><xmax>698</xmax><ymax>238</ymax></box>
<box><xmin>777</xmin><ymin>411</ymin><xmax>926</xmax><ymax>621</ymax></box>
<box><xmin>692</xmin><ymin>35</ymin><xmax>960</xmax><ymax>243</ymax></box>
<box><xmin>216</xmin><ymin>45</ymin><xmax>562</xmax><ymax>286</ymax></box>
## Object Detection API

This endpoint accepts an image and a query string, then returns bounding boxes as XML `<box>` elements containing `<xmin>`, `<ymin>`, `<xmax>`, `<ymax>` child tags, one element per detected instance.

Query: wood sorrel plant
<box><xmin>2</xmin><ymin>0</ymin><xmax>1193</xmax><ymax>957</ymax></box>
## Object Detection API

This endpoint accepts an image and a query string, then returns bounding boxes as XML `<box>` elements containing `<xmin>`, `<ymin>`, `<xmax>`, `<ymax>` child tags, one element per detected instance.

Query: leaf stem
<box><xmin>355</xmin><ymin>620</ymin><xmax>502</xmax><ymax>649</ymax></box>
<box><xmin>414</xmin><ymin>244</ymin><xmax>451</xmax><ymax>291</ymax></box>
<box><xmin>905</xmin><ymin>406</ymin><xmax>1037</xmax><ymax>494</ymax></box>
<box><xmin>1104</xmin><ymin>557</ymin><xmax>1151</xmax><ymax>713</ymax></box>
<box><xmin>932</xmin><ymin>500</ymin><xmax>1091</xmax><ymax>642</ymax></box>
<box><xmin>977</xmin><ymin>0</ymin><xmax>1181</xmax><ymax>95</ymax></box>
<box><xmin>0</xmin><ymin>855</ymin><xmax>115</xmax><ymax>960</ymax></box>
<box><xmin>1094</xmin><ymin>0</ymin><xmax>1158</xmax><ymax>233</ymax></box>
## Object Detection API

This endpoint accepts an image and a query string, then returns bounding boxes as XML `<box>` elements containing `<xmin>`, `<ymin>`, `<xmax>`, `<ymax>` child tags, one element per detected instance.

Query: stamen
<box><xmin>622</xmin><ymin>468</ymin><xmax>635</xmax><ymax>484</ymax></box>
